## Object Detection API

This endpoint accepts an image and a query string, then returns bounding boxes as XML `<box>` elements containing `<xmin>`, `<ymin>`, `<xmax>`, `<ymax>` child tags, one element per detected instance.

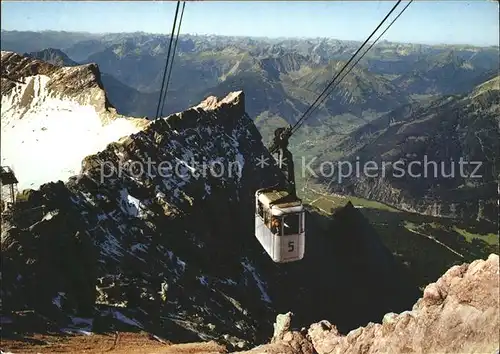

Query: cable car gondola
<box><xmin>255</xmin><ymin>126</ymin><xmax>305</xmax><ymax>263</ymax></box>
<box><xmin>255</xmin><ymin>188</ymin><xmax>305</xmax><ymax>263</ymax></box>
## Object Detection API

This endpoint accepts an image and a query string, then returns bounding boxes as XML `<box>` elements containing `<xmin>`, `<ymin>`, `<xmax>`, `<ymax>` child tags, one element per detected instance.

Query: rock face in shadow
<box><xmin>239</xmin><ymin>254</ymin><xmax>499</xmax><ymax>353</ymax></box>
<box><xmin>324</xmin><ymin>202</ymin><xmax>421</xmax><ymax>331</ymax></box>
<box><xmin>268</xmin><ymin>201</ymin><xmax>421</xmax><ymax>334</ymax></box>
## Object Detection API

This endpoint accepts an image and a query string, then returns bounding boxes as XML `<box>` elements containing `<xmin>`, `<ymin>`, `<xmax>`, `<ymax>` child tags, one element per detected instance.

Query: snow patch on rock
<box><xmin>1</xmin><ymin>75</ymin><xmax>145</xmax><ymax>191</ymax></box>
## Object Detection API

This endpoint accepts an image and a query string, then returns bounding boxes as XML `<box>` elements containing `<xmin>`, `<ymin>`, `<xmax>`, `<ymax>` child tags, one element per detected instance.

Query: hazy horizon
<box><xmin>1</xmin><ymin>1</ymin><xmax>498</xmax><ymax>47</ymax></box>
<box><xmin>1</xmin><ymin>29</ymin><xmax>497</xmax><ymax>49</ymax></box>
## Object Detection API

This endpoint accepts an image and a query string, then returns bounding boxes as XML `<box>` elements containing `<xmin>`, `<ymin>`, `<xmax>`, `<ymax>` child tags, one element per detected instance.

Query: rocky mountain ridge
<box><xmin>20</xmin><ymin>45</ymin><xmax>405</xmax><ymax>131</ymax></box>
<box><xmin>24</xmin><ymin>48</ymin><xmax>159</xmax><ymax>118</ymax></box>
<box><xmin>313</xmin><ymin>75</ymin><xmax>500</xmax><ymax>222</ymax></box>
<box><xmin>2</xmin><ymin>254</ymin><xmax>497</xmax><ymax>353</ymax></box>
<box><xmin>3</xmin><ymin>31</ymin><xmax>497</xmax><ymax>127</ymax></box>
<box><xmin>1</xmin><ymin>51</ymin><xmax>149</xmax><ymax>191</ymax></box>
<box><xmin>24</xmin><ymin>47</ymin><xmax>80</xmax><ymax>67</ymax></box>
<box><xmin>2</xmin><ymin>50</ymin><xmax>112</xmax><ymax>115</ymax></box>
<box><xmin>1</xmin><ymin>90</ymin><xmax>278</xmax><ymax>349</ymax></box>
<box><xmin>3</xmin><ymin>31</ymin><xmax>497</xmax><ymax>67</ymax></box>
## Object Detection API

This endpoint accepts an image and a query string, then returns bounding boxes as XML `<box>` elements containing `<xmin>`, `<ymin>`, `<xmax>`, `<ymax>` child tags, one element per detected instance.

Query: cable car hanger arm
<box><xmin>267</xmin><ymin>125</ymin><xmax>297</xmax><ymax>199</ymax></box>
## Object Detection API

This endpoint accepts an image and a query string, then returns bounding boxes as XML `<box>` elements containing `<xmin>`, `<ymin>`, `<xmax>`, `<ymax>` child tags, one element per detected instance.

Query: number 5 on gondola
<box><xmin>254</xmin><ymin>188</ymin><xmax>305</xmax><ymax>263</ymax></box>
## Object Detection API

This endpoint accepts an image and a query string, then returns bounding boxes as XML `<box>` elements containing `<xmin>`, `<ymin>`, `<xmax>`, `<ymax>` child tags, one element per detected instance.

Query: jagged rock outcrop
<box><xmin>1</xmin><ymin>50</ymin><xmax>113</xmax><ymax>113</ymax></box>
<box><xmin>237</xmin><ymin>331</ymin><xmax>314</xmax><ymax>354</ymax></box>
<box><xmin>271</xmin><ymin>312</ymin><xmax>293</xmax><ymax>342</ymax></box>
<box><xmin>235</xmin><ymin>313</ymin><xmax>314</xmax><ymax>354</ymax></box>
<box><xmin>238</xmin><ymin>254</ymin><xmax>499</xmax><ymax>354</ymax></box>
<box><xmin>307</xmin><ymin>253</ymin><xmax>500</xmax><ymax>354</ymax></box>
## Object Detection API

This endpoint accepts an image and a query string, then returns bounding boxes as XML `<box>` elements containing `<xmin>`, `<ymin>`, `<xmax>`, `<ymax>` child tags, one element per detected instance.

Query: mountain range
<box><xmin>2</xmin><ymin>30</ymin><xmax>498</xmax><ymax>276</ymax></box>
<box><xmin>0</xmin><ymin>30</ymin><xmax>498</xmax><ymax>352</ymax></box>
<box><xmin>311</xmin><ymin>75</ymin><xmax>499</xmax><ymax>221</ymax></box>
<box><xmin>3</xmin><ymin>31</ymin><xmax>497</xmax><ymax>124</ymax></box>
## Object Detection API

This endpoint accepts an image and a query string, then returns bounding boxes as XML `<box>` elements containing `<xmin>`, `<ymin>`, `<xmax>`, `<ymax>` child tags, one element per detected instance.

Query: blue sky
<box><xmin>1</xmin><ymin>1</ymin><xmax>498</xmax><ymax>46</ymax></box>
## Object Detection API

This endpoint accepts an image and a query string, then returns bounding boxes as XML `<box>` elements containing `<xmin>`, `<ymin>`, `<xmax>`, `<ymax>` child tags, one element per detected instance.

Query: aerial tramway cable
<box><xmin>155</xmin><ymin>0</ymin><xmax>181</xmax><ymax>120</ymax></box>
<box><xmin>160</xmin><ymin>1</ymin><xmax>186</xmax><ymax>117</ymax></box>
<box><xmin>258</xmin><ymin>1</ymin><xmax>413</xmax><ymax>264</ymax></box>
<box><xmin>290</xmin><ymin>0</ymin><xmax>414</xmax><ymax>135</ymax></box>
<box><xmin>288</xmin><ymin>0</ymin><xmax>409</xmax><ymax>136</ymax></box>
